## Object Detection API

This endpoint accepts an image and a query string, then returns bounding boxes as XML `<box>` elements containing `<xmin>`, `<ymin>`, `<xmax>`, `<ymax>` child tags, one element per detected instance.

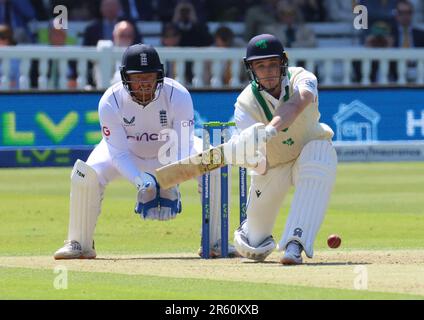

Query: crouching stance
<box><xmin>54</xmin><ymin>44</ymin><xmax>194</xmax><ymax>259</ymax></box>
<box><xmin>233</xmin><ymin>34</ymin><xmax>337</xmax><ymax>265</ymax></box>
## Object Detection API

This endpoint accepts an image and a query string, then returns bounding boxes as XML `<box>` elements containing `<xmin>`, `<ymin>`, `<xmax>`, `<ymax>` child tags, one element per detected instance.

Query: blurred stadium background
<box><xmin>0</xmin><ymin>0</ymin><xmax>424</xmax><ymax>166</ymax></box>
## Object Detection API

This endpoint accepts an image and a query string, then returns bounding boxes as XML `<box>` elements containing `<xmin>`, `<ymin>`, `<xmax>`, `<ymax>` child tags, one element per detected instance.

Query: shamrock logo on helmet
<box><xmin>255</xmin><ymin>39</ymin><xmax>268</xmax><ymax>49</ymax></box>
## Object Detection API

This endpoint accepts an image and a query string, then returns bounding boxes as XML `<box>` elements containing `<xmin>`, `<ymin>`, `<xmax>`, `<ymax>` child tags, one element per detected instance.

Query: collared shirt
<box><xmin>235</xmin><ymin>70</ymin><xmax>318</xmax><ymax>129</ymax></box>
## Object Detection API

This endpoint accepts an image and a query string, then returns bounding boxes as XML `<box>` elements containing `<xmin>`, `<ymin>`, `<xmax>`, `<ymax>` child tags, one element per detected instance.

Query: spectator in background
<box><xmin>390</xmin><ymin>0</ymin><xmax>424</xmax><ymax>82</ymax></box>
<box><xmin>188</xmin><ymin>0</ymin><xmax>209</xmax><ymax>23</ymax></box>
<box><xmin>113</xmin><ymin>20</ymin><xmax>137</xmax><ymax>47</ymax></box>
<box><xmin>32</xmin><ymin>0</ymin><xmax>97</xmax><ymax>21</ymax></box>
<box><xmin>30</xmin><ymin>0</ymin><xmax>49</xmax><ymax>21</ymax></box>
<box><xmin>83</xmin><ymin>0</ymin><xmax>124</xmax><ymax>46</ymax></box>
<box><xmin>30</xmin><ymin>22</ymin><xmax>77</xmax><ymax>90</ymax></box>
<box><xmin>293</xmin><ymin>0</ymin><xmax>326</xmax><ymax>22</ymax></box>
<box><xmin>0</xmin><ymin>24</ymin><xmax>20</xmax><ymax>89</ymax></box>
<box><xmin>160</xmin><ymin>22</ymin><xmax>181</xmax><ymax>78</ymax></box>
<box><xmin>325</xmin><ymin>0</ymin><xmax>356</xmax><ymax>22</ymax></box>
<box><xmin>365</xmin><ymin>21</ymin><xmax>394</xmax><ymax>48</ymax></box>
<box><xmin>214</xmin><ymin>25</ymin><xmax>244</xmax><ymax>48</ymax></box>
<box><xmin>172</xmin><ymin>0</ymin><xmax>213</xmax><ymax>84</ymax></box>
<box><xmin>120</xmin><ymin>0</ymin><xmax>155</xmax><ymax>21</ymax></box>
<box><xmin>364</xmin><ymin>21</ymin><xmax>396</xmax><ymax>83</ymax></box>
<box><xmin>172</xmin><ymin>1</ymin><xmax>212</xmax><ymax>46</ymax></box>
<box><xmin>358</xmin><ymin>0</ymin><xmax>398</xmax><ymax>26</ymax></box>
<box><xmin>244</xmin><ymin>0</ymin><xmax>278</xmax><ymax>42</ymax></box>
<box><xmin>83</xmin><ymin>0</ymin><xmax>141</xmax><ymax>88</ymax></box>
<box><xmin>205</xmin><ymin>0</ymin><xmax>250</xmax><ymax>22</ymax></box>
<box><xmin>49</xmin><ymin>0</ymin><xmax>101</xmax><ymax>21</ymax></box>
<box><xmin>204</xmin><ymin>25</ymin><xmax>246</xmax><ymax>86</ymax></box>
<box><xmin>161</xmin><ymin>22</ymin><xmax>181</xmax><ymax>47</ymax></box>
<box><xmin>353</xmin><ymin>0</ymin><xmax>398</xmax><ymax>47</ymax></box>
<box><xmin>47</xmin><ymin>23</ymin><xmax>77</xmax><ymax>89</ymax></box>
<box><xmin>409</xmin><ymin>0</ymin><xmax>423</xmax><ymax>22</ymax></box>
<box><xmin>155</xmin><ymin>0</ymin><xmax>179</xmax><ymax>22</ymax></box>
<box><xmin>0</xmin><ymin>0</ymin><xmax>36</xmax><ymax>43</ymax></box>
<box><xmin>264</xmin><ymin>1</ymin><xmax>317</xmax><ymax>48</ymax></box>
<box><xmin>391</xmin><ymin>0</ymin><xmax>424</xmax><ymax>48</ymax></box>
<box><xmin>110</xmin><ymin>20</ymin><xmax>138</xmax><ymax>84</ymax></box>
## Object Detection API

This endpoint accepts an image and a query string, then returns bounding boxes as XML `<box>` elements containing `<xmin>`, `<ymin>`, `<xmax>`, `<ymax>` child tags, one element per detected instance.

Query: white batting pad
<box><xmin>67</xmin><ymin>160</ymin><xmax>102</xmax><ymax>252</ymax></box>
<box><xmin>278</xmin><ymin>140</ymin><xmax>337</xmax><ymax>258</ymax></box>
<box><xmin>245</xmin><ymin>165</ymin><xmax>292</xmax><ymax>247</ymax></box>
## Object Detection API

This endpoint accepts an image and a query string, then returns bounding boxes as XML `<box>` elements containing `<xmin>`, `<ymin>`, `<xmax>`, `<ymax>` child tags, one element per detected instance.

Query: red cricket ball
<box><xmin>327</xmin><ymin>234</ymin><xmax>342</xmax><ymax>249</ymax></box>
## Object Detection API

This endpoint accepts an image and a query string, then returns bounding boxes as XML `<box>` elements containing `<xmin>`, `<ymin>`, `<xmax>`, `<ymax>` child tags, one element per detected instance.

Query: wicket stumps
<box><xmin>201</xmin><ymin>121</ymin><xmax>247</xmax><ymax>259</ymax></box>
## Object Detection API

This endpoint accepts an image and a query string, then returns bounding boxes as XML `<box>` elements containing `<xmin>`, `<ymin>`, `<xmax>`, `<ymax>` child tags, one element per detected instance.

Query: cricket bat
<box><xmin>155</xmin><ymin>142</ymin><xmax>266</xmax><ymax>189</ymax></box>
<box><xmin>155</xmin><ymin>144</ymin><xmax>228</xmax><ymax>190</ymax></box>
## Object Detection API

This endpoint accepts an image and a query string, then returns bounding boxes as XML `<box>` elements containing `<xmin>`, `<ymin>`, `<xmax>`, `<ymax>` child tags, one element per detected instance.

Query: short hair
<box><xmin>0</xmin><ymin>24</ymin><xmax>16</xmax><ymax>45</ymax></box>
<box><xmin>161</xmin><ymin>22</ymin><xmax>181</xmax><ymax>37</ymax></box>
<box><xmin>396</xmin><ymin>0</ymin><xmax>414</xmax><ymax>11</ymax></box>
<box><xmin>214</xmin><ymin>26</ymin><xmax>234</xmax><ymax>44</ymax></box>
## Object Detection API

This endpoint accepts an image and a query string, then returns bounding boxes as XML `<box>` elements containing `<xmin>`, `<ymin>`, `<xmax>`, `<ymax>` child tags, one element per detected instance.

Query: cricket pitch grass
<box><xmin>1</xmin><ymin>163</ymin><xmax>423</xmax><ymax>300</ymax></box>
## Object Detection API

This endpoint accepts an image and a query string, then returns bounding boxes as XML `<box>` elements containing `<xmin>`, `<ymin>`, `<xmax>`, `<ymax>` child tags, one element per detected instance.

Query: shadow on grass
<box><xmin>304</xmin><ymin>262</ymin><xmax>371</xmax><ymax>266</ymax></box>
<box><xmin>96</xmin><ymin>256</ymin><xmax>201</xmax><ymax>261</ymax></box>
<box><xmin>96</xmin><ymin>256</ymin><xmax>371</xmax><ymax>266</ymax></box>
<box><xmin>241</xmin><ymin>260</ymin><xmax>371</xmax><ymax>266</ymax></box>
<box><xmin>96</xmin><ymin>254</ymin><xmax>244</xmax><ymax>261</ymax></box>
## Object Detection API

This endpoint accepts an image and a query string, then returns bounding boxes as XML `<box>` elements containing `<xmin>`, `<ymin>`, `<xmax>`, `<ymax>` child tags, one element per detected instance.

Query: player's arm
<box><xmin>269</xmin><ymin>89</ymin><xmax>314</xmax><ymax>132</ymax></box>
<box><xmin>268</xmin><ymin>72</ymin><xmax>318</xmax><ymax>134</ymax></box>
<box><xmin>99</xmin><ymin>99</ymin><xmax>160</xmax><ymax>217</ymax></box>
<box><xmin>99</xmin><ymin>99</ymin><xmax>154</xmax><ymax>187</ymax></box>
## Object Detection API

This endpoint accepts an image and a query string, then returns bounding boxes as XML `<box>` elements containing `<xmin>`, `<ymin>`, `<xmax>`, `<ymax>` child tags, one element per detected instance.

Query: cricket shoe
<box><xmin>280</xmin><ymin>240</ymin><xmax>303</xmax><ymax>265</ymax></box>
<box><xmin>54</xmin><ymin>240</ymin><xmax>96</xmax><ymax>260</ymax></box>
<box><xmin>198</xmin><ymin>241</ymin><xmax>241</xmax><ymax>258</ymax></box>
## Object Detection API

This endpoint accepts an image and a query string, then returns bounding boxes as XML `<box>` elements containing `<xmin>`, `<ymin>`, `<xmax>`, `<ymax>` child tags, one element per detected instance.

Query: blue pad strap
<box><xmin>159</xmin><ymin>198</ymin><xmax>182</xmax><ymax>214</ymax></box>
<box><xmin>135</xmin><ymin>198</ymin><xmax>160</xmax><ymax>217</ymax></box>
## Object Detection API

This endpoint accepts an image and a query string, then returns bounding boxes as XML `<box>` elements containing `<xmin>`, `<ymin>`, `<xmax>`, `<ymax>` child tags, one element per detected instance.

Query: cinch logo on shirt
<box><xmin>127</xmin><ymin>132</ymin><xmax>169</xmax><ymax>142</ymax></box>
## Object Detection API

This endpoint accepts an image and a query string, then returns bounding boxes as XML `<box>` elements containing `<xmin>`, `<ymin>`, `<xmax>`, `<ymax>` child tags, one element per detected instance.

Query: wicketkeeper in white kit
<box><xmin>232</xmin><ymin>34</ymin><xmax>338</xmax><ymax>265</ymax></box>
<box><xmin>54</xmin><ymin>44</ymin><xmax>198</xmax><ymax>259</ymax></box>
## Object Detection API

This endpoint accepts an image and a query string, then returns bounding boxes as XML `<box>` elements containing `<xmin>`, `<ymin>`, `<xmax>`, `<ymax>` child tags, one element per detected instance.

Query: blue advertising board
<box><xmin>0</xmin><ymin>87</ymin><xmax>423</xmax><ymax>167</ymax></box>
<box><xmin>320</xmin><ymin>88</ymin><xmax>424</xmax><ymax>142</ymax></box>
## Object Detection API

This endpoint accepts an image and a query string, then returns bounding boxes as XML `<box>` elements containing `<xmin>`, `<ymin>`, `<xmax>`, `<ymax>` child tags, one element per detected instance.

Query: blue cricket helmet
<box><xmin>120</xmin><ymin>43</ymin><xmax>164</xmax><ymax>77</ymax></box>
<box><xmin>244</xmin><ymin>34</ymin><xmax>289</xmax><ymax>86</ymax></box>
<box><xmin>245</xmin><ymin>34</ymin><xmax>286</xmax><ymax>62</ymax></box>
<box><xmin>120</xmin><ymin>44</ymin><xmax>165</xmax><ymax>105</ymax></box>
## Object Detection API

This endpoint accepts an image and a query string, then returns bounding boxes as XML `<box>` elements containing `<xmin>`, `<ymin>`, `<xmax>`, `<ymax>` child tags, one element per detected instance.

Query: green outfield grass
<box><xmin>0</xmin><ymin>162</ymin><xmax>423</xmax><ymax>300</ymax></box>
<box><xmin>0</xmin><ymin>267</ymin><xmax>421</xmax><ymax>300</ymax></box>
